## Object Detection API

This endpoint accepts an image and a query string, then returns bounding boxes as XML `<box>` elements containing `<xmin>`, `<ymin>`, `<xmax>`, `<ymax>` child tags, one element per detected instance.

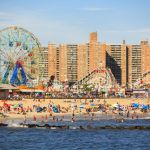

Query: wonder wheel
<box><xmin>0</xmin><ymin>26</ymin><xmax>40</xmax><ymax>86</ymax></box>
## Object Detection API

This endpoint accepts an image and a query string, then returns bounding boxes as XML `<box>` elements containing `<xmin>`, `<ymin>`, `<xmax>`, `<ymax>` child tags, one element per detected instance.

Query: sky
<box><xmin>0</xmin><ymin>0</ymin><xmax>150</xmax><ymax>46</ymax></box>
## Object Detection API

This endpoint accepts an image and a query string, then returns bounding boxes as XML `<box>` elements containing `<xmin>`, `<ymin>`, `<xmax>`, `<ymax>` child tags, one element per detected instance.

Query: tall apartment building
<box><xmin>31</xmin><ymin>47</ymin><xmax>48</xmax><ymax>83</ymax></box>
<box><xmin>106</xmin><ymin>41</ymin><xmax>150</xmax><ymax>87</ymax></box>
<box><xmin>48</xmin><ymin>33</ymin><xmax>106</xmax><ymax>84</ymax></box>
<box><xmin>57</xmin><ymin>44</ymin><xmax>78</xmax><ymax>83</ymax></box>
<box><xmin>89</xmin><ymin>32</ymin><xmax>106</xmax><ymax>72</ymax></box>
<box><xmin>48</xmin><ymin>44</ymin><xmax>78</xmax><ymax>83</ymax></box>
<box><xmin>77</xmin><ymin>44</ymin><xmax>89</xmax><ymax>80</ymax></box>
<box><xmin>47</xmin><ymin>33</ymin><xmax>150</xmax><ymax>86</ymax></box>
<box><xmin>127</xmin><ymin>41</ymin><xmax>150</xmax><ymax>86</ymax></box>
<box><xmin>59</xmin><ymin>44</ymin><xmax>67</xmax><ymax>81</ymax></box>
<box><xmin>67</xmin><ymin>45</ymin><xmax>78</xmax><ymax>83</ymax></box>
<box><xmin>48</xmin><ymin>44</ymin><xmax>57</xmax><ymax>78</ymax></box>
<box><xmin>38</xmin><ymin>47</ymin><xmax>48</xmax><ymax>80</ymax></box>
<box><xmin>106</xmin><ymin>43</ymin><xmax>127</xmax><ymax>85</ymax></box>
<box><xmin>140</xmin><ymin>41</ymin><xmax>150</xmax><ymax>75</ymax></box>
<box><xmin>127</xmin><ymin>45</ymin><xmax>141</xmax><ymax>85</ymax></box>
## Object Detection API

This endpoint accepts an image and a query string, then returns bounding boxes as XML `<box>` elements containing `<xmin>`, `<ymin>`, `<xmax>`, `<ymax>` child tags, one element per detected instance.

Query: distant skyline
<box><xmin>0</xmin><ymin>0</ymin><xmax>150</xmax><ymax>46</ymax></box>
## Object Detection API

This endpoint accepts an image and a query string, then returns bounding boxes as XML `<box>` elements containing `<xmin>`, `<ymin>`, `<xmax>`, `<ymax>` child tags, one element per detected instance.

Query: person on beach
<box><xmin>60</xmin><ymin>116</ymin><xmax>64</xmax><ymax>121</ymax></box>
<box><xmin>71</xmin><ymin>111</ymin><xmax>75</xmax><ymax>122</ymax></box>
<box><xmin>71</xmin><ymin>117</ymin><xmax>75</xmax><ymax>122</ymax></box>
<box><xmin>53</xmin><ymin>116</ymin><xmax>56</xmax><ymax>122</ymax></box>
<box><xmin>127</xmin><ymin>111</ymin><xmax>130</xmax><ymax>118</ymax></box>
<box><xmin>41</xmin><ymin>116</ymin><xmax>44</xmax><ymax>123</ymax></box>
<box><xmin>33</xmin><ymin>115</ymin><xmax>37</xmax><ymax>123</ymax></box>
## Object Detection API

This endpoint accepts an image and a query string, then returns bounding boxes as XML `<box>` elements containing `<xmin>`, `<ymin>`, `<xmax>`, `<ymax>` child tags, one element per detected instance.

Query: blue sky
<box><xmin>0</xmin><ymin>0</ymin><xmax>150</xmax><ymax>46</ymax></box>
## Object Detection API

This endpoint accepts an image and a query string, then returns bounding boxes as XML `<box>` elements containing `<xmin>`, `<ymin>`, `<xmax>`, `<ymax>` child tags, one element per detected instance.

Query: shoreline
<box><xmin>1</xmin><ymin>111</ymin><xmax>150</xmax><ymax>124</ymax></box>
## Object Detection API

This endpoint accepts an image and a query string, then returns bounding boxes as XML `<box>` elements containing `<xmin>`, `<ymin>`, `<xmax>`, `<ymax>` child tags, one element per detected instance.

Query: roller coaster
<box><xmin>73</xmin><ymin>67</ymin><xmax>119</xmax><ymax>92</ymax></box>
<box><xmin>133</xmin><ymin>70</ymin><xmax>150</xmax><ymax>88</ymax></box>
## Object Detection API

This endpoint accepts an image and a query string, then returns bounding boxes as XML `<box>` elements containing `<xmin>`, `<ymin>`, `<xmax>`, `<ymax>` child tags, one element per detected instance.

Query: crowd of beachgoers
<box><xmin>0</xmin><ymin>98</ymin><xmax>150</xmax><ymax>123</ymax></box>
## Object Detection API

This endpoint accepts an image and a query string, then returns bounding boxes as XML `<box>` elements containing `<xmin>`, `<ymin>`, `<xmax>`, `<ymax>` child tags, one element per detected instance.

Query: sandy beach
<box><xmin>0</xmin><ymin>98</ymin><xmax>150</xmax><ymax>122</ymax></box>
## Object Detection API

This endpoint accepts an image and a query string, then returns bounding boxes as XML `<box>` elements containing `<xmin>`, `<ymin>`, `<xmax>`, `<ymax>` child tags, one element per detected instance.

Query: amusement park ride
<box><xmin>72</xmin><ymin>67</ymin><xmax>120</xmax><ymax>93</ymax></box>
<box><xmin>133</xmin><ymin>71</ymin><xmax>150</xmax><ymax>88</ymax></box>
<box><xmin>0</xmin><ymin>26</ymin><xmax>149</xmax><ymax>92</ymax></box>
<box><xmin>0</xmin><ymin>26</ymin><xmax>120</xmax><ymax>92</ymax></box>
<box><xmin>0</xmin><ymin>26</ymin><xmax>40</xmax><ymax>86</ymax></box>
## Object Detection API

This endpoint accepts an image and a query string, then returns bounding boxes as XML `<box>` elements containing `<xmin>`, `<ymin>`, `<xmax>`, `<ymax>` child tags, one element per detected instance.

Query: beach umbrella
<box><xmin>36</xmin><ymin>107</ymin><xmax>43</xmax><ymax>112</ymax></box>
<box><xmin>3</xmin><ymin>103</ymin><xmax>11</xmax><ymax>108</ymax></box>
<box><xmin>113</xmin><ymin>104</ymin><xmax>119</xmax><ymax>108</ymax></box>
<box><xmin>90</xmin><ymin>103</ymin><xmax>96</xmax><ymax>107</ymax></box>
<box><xmin>52</xmin><ymin>106</ymin><xmax>58</xmax><ymax>113</ymax></box>
<box><xmin>13</xmin><ymin>104</ymin><xmax>19</xmax><ymax>108</ymax></box>
<box><xmin>132</xmin><ymin>103</ymin><xmax>139</xmax><ymax>108</ymax></box>
<box><xmin>142</xmin><ymin>105</ymin><xmax>148</xmax><ymax>110</ymax></box>
<box><xmin>79</xmin><ymin>104</ymin><xmax>85</xmax><ymax>108</ymax></box>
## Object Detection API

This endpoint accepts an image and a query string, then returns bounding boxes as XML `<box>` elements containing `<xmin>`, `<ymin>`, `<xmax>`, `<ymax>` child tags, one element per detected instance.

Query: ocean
<box><xmin>0</xmin><ymin>119</ymin><xmax>150</xmax><ymax>150</ymax></box>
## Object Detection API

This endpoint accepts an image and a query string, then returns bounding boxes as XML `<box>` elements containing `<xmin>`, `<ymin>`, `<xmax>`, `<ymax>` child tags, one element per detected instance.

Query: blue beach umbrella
<box><xmin>36</xmin><ymin>107</ymin><xmax>43</xmax><ymax>112</ymax></box>
<box><xmin>132</xmin><ymin>103</ymin><xmax>139</xmax><ymax>108</ymax></box>
<box><xmin>52</xmin><ymin>105</ymin><xmax>58</xmax><ymax>113</ymax></box>
<box><xmin>142</xmin><ymin>105</ymin><xmax>148</xmax><ymax>110</ymax></box>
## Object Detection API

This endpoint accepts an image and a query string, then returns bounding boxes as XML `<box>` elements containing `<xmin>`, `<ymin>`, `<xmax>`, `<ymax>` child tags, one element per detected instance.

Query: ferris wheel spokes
<box><xmin>0</xmin><ymin>26</ymin><xmax>41</xmax><ymax>85</ymax></box>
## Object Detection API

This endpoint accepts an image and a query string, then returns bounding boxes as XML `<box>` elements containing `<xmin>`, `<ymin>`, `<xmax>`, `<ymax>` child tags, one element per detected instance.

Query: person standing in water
<box><xmin>71</xmin><ymin>111</ymin><xmax>75</xmax><ymax>122</ymax></box>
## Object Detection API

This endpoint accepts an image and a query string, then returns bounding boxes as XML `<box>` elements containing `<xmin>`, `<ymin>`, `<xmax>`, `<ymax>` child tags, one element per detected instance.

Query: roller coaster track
<box><xmin>134</xmin><ymin>70</ymin><xmax>150</xmax><ymax>88</ymax></box>
<box><xmin>74</xmin><ymin>68</ymin><xmax>118</xmax><ymax>87</ymax></box>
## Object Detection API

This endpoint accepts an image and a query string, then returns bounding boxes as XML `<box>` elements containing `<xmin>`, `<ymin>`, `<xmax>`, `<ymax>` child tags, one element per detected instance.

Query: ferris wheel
<box><xmin>0</xmin><ymin>26</ymin><xmax>40</xmax><ymax>86</ymax></box>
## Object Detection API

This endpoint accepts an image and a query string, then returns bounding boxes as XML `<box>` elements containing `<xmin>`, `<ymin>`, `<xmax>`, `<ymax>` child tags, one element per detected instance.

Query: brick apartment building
<box><xmin>48</xmin><ymin>32</ymin><xmax>106</xmax><ymax>84</ymax></box>
<box><xmin>40</xmin><ymin>32</ymin><xmax>150</xmax><ymax>86</ymax></box>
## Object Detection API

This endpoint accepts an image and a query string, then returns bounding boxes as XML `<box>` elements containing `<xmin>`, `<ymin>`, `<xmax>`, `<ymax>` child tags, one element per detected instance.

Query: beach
<box><xmin>1</xmin><ymin>98</ymin><xmax>150</xmax><ymax>150</ymax></box>
<box><xmin>0</xmin><ymin>98</ymin><xmax>150</xmax><ymax>123</ymax></box>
